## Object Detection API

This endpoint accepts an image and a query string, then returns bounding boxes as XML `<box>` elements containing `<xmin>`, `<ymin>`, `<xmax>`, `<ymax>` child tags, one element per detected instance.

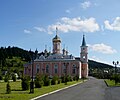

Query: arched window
<box><xmin>62</xmin><ymin>65</ymin><xmax>65</xmax><ymax>74</ymax></box>
<box><xmin>72</xmin><ymin>65</ymin><xmax>76</xmax><ymax>74</ymax></box>
<box><xmin>46</xmin><ymin>65</ymin><xmax>49</xmax><ymax>73</ymax></box>
<box><xmin>54</xmin><ymin>64</ymin><xmax>58</xmax><ymax>74</ymax></box>
<box><xmin>36</xmin><ymin>64</ymin><xmax>40</xmax><ymax>73</ymax></box>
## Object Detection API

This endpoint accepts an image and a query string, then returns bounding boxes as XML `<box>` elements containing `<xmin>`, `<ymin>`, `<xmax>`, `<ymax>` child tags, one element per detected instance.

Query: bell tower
<box><xmin>52</xmin><ymin>27</ymin><xmax>61</xmax><ymax>54</ymax></box>
<box><xmin>80</xmin><ymin>35</ymin><xmax>88</xmax><ymax>78</ymax></box>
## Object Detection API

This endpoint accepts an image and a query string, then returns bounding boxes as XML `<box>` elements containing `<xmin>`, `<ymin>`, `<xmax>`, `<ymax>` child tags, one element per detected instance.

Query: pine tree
<box><xmin>6</xmin><ymin>82</ymin><xmax>11</xmax><ymax>94</ymax></box>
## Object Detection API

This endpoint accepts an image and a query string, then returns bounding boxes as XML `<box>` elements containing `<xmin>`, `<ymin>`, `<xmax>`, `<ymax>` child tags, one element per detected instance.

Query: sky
<box><xmin>0</xmin><ymin>0</ymin><xmax>120</xmax><ymax>66</ymax></box>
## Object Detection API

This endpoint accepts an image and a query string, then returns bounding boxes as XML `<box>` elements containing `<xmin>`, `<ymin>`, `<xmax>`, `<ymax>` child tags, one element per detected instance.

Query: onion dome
<box><xmin>52</xmin><ymin>27</ymin><xmax>61</xmax><ymax>42</ymax></box>
<box><xmin>53</xmin><ymin>35</ymin><xmax>61</xmax><ymax>42</ymax></box>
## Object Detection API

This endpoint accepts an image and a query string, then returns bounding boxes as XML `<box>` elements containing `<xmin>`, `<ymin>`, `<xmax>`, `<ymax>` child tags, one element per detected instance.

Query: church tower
<box><xmin>52</xmin><ymin>27</ymin><xmax>61</xmax><ymax>54</ymax></box>
<box><xmin>80</xmin><ymin>35</ymin><xmax>88</xmax><ymax>78</ymax></box>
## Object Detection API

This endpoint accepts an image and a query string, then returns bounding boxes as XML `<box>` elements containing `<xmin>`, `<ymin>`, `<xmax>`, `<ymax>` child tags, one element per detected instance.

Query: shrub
<box><xmin>73</xmin><ymin>76</ymin><xmax>76</xmax><ymax>81</ymax></box>
<box><xmin>12</xmin><ymin>74</ymin><xmax>16</xmax><ymax>82</ymax></box>
<box><xmin>76</xmin><ymin>75</ymin><xmax>79</xmax><ymax>81</ymax></box>
<box><xmin>58</xmin><ymin>79</ymin><xmax>61</xmax><ymax>84</ymax></box>
<box><xmin>61</xmin><ymin>76</ymin><xmax>65</xmax><ymax>83</ymax></box>
<box><xmin>43</xmin><ymin>75</ymin><xmax>50</xmax><ymax>86</ymax></box>
<box><xmin>67</xmin><ymin>75</ymin><xmax>72</xmax><ymax>82</ymax></box>
<box><xmin>21</xmin><ymin>76</ymin><xmax>30</xmax><ymax>90</ymax></box>
<box><xmin>26</xmin><ymin>75</ymin><xmax>31</xmax><ymax>81</ymax></box>
<box><xmin>114</xmin><ymin>74</ymin><xmax>120</xmax><ymax>85</ymax></box>
<box><xmin>65</xmin><ymin>77</ymin><xmax>67</xmax><ymax>85</ymax></box>
<box><xmin>17</xmin><ymin>76</ymin><xmax>21</xmax><ymax>79</ymax></box>
<box><xmin>109</xmin><ymin>74</ymin><xmax>120</xmax><ymax>85</ymax></box>
<box><xmin>51</xmin><ymin>79</ymin><xmax>56</xmax><ymax>85</ymax></box>
<box><xmin>69</xmin><ymin>76</ymin><xmax>73</xmax><ymax>82</ymax></box>
<box><xmin>6</xmin><ymin>82</ymin><xmax>11</xmax><ymax>94</ymax></box>
<box><xmin>64</xmin><ymin>75</ymin><xmax>70</xmax><ymax>85</ymax></box>
<box><xmin>4</xmin><ymin>74</ymin><xmax>10</xmax><ymax>82</ymax></box>
<box><xmin>35</xmin><ymin>74</ymin><xmax>44</xmax><ymax>88</ymax></box>
<box><xmin>35</xmin><ymin>80</ymin><xmax>44</xmax><ymax>88</ymax></box>
<box><xmin>51</xmin><ymin>76</ymin><xmax>58</xmax><ymax>85</ymax></box>
<box><xmin>0</xmin><ymin>75</ymin><xmax>3</xmax><ymax>80</ymax></box>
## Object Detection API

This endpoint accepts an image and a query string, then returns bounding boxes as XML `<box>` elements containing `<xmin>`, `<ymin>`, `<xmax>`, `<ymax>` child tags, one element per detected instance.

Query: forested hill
<box><xmin>0</xmin><ymin>46</ymin><xmax>113</xmax><ymax>69</ymax></box>
<box><xmin>88</xmin><ymin>60</ymin><xmax>113</xmax><ymax>69</ymax></box>
<box><xmin>0</xmin><ymin>46</ymin><xmax>33</xmax><ymax>64</ymax></box>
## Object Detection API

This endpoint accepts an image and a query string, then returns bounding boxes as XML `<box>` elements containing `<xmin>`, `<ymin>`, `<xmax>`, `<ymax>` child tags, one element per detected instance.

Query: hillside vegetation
<box><xmin>0</xmin><ymin>46</ymin><xmax>113</xmax><ymax>78</ymax></box>
<box><xmin>0</xmin><ymin>46</ymin><xmax>34</xmax><ymax>78</ymax></box>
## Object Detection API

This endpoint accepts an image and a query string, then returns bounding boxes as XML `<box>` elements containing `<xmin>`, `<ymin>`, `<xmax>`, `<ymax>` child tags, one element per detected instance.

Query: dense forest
<box><xmin>88</xmin><ymin>60</ymin><xmax>114</xmax><ymax>78</ymax></box>
<box><xmin>0</xmin><ymin>46</ymin><xmax>33</xmax><ymax>63</ymax></box>
<box><xmin>0</xmin><ymin>46</ymin><xmax>114</xmax><ymax>77</ymax></box>
<box><xmin>88</xmin><ymin>59</ymin><xmax>113</xmax><ymax>69</ymax></box>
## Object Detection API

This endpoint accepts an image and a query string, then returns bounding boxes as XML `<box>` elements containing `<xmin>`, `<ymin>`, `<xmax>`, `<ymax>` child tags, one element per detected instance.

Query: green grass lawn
<box><xmin>105</xmin><ymin>79</ymin><xmax>120</xmax><ymax>87</ymax></box>
<box><xmin>0</xmin><ymin>80</ymin><xmax>82</xmax><ymax>100</ymax></box>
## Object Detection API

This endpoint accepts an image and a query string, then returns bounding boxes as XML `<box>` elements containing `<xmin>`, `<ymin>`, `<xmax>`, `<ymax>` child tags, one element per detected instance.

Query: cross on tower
<box><xmin>56</xmin><ymin>27</ymin><xmax>58</xmax><ymax>35</ymax></box>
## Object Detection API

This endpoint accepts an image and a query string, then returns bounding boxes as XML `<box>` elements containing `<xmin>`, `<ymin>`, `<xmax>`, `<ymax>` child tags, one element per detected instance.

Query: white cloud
<box><xmin>90</xmin><ymin>56</ymin><xmax>101</xmax><ymax>61</ymax></box>
<box><xmin>81</xmin><ymin>1</ymin><xmax>91</xmax><ymax>9</ymax></box>
<box><xmin>89</xmin><ymin>56</ymin><xmax>111</xmax><ymax>65</ymax></box>
<box><xmin>89</xmin><ymin>43</ymin><xmax>117</xmax><ymax>54</ymax></box>
<box><xmin>48</xmin><ymin>17</ymin><xmax>99</xmax><ymax>34</ymax></box>
<box><xmin>104</xmin><ymin>17</ymin><xmax>120</xmax><ymax>31</ymax></box>
<box><xmin>24</xmin><ymin>29</ymin><xmax>31</xmax><ymax>34</ymax></box>
<box><xmin>34</xmin><ymin>27</ymin><xmax>46</xmax><ymax>32</ymax></box>
<box><xmin>65</xmin><ymin>9</ymin><xmax>71</xmax><ymax>14</ymax></box>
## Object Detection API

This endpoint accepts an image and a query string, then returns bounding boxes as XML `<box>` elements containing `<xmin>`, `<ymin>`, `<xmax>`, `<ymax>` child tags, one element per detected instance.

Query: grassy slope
<box><xmin>0</xmin><ymin>80</ymin><xmax>82</xmax><ymax>100</ymax></box>
<box><xmin>105</xmin><ymin>79</ymin><xmax>120</xmax><ymax>86</ymax></box>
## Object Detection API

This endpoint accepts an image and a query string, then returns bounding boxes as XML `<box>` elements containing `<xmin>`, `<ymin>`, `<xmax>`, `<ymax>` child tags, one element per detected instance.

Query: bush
<box><xmin>65</xmin><ymin>76</ymin><xmax>69</xmax><ymax>85</ymax></box>
<box><xmin>4</xmin><ymin>74</ymin><xmax>10</xmax><ymax>82</ymax></box>
<box><xmin>35</xmin><ymin>80</ymin><xmax>44</xmax><ymax>88</ymax></box>
<box><xmin>51</xmin><ymin>76</ymin><xmax>58</xmax><ymax>85</ymax></box>
<box><xmin>17</xmin><ymin>76</ymin><xmax>21</xmax><ymax>79</ymax></box>
<box><xmin>58</xmin><ymin>79</ymin><xmax>61</xmax><ymax>84</ymax></box>
<box><xmin>21</xmin><ymin>76</ymin><xmax>30</xmax><ymax>90</ymax></box>
<box><xmin>51</xmin><ymin>79</ymin><xmax>56</xmax><ymax>85</ymax></box>
<box><xmin>109</xmin><ymin>74</ymin><xmax>120</xmax><ymax>85</ymax></box>
<box><xmin>35</xmin><ymin>74</ymin><xmax>44</xmax><ymax>88</ymax></box>
<box><xmin>6</xmin><ymin>82</ymin><xmax>11</xmax><ymax>94</ymax></box>
<box><xmin>43</xmin><ymin>75</ymin><xmax>50</xmax><ymax>86</ymax></box>
<box><xmin>61</xmin><ymin>76</ymin><xmax>65</xmax><ymax>83</ymax></box>
<box><xmin>0</xmin><ymin>75</ymin><xmax>3</xmax><ymax>80</ymax></box>
<box><xmin>61</xmin><ymin>75</ymin><xmax>72</xmax><ymax>83</ymax></box>
<box><xmin>76</xmin><ymin>75</ymin><xmax>79</xmax><ymax>81</ymax></box>
<box><xmin>73</xmin><ymin>76</ymin><xmax>79</xmax><ymax>81</ymax></box>
<box><xmin>12</xmin><ymin>74</ymin><xmax>16</xmax><ymax>82</ymax></box>
<box><xmin>67</xmin><ymin>75</ymin><xmax>72</xmax><ymax>82</ymax></box>
<box><xmin>73</xmin><ymin>76</ymin><xmax>76</xmax><ymax>81</ymax></box>
<box><xmin>69</xmin><ymin>76</ymin><xmax>73</xmax><ymax>82</ymax></box>
<box><xmin>114</xmin><ymin>74</ymin><xmax>120</xmax><ymax>85</ymax></box>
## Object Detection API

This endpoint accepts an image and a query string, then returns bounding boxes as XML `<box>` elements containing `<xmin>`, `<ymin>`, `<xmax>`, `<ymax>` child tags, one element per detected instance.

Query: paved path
<box><xmin>105</xmin><ymin>86</ymin><xmax>120</xmax><ymax>100</ymax></box>
<box><xmin>36</xmin><ymin>77</ymin><xmax>108</xmax><ymax>100</ymax></box>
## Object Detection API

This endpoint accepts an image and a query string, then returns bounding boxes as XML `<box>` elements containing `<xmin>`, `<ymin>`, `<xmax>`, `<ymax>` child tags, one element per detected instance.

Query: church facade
<box><xmin>24</xmin><ymin>29</ymin><xmax>88</xmax><ymax>78</ymax></box>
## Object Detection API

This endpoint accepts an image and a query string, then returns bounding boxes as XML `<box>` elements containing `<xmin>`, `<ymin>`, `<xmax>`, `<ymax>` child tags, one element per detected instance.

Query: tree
<box><xmin>12</xmin><ymin>74</ymin><xmax>16</xmax><ymax>82</ymax></box>
<box><xmin>51</xmin><ymin>76</ymin><xmax>58</xmax><ymax>85</ymax></box>
<box><xmin>6</xmin><ymin>82</ymin><xmax>11</xmax><ymax>94</ymax></box>
<box><xmin>0</xmin><ymin>75</ymin><xmax>3</xmax><ymax>80</ymax></box>
<box><xmin>58</xmin><ymin>79</ymin><xmax>61</xmax><ymax>84</ymax></box>
<box><xmin>4</xmin><ymin>74</ymin><xmax>10</xmax><ymax>82</ymax></box>
<box><xmin>21</xmin><ymin>76</ymin><xmax>30</xmax><ymax>90</ymax></box>
<box><xmin>34</xmin><ymin>74</ymin><xmax>44</xmax><ymax>88</ymax></box>
<box><xmin>43</xmin><ymin>75</ymin><xmax>50</xmax><ymax>86</ymax></box>
<box><xmin>7</xmin><ymin>46</ymin><xmax>13</xmax><ymax>59</ymax></box>
<box><xmin>61</xmin><ymin>76</ymin><xmax>65</xmax><ymax>83</ymax></box>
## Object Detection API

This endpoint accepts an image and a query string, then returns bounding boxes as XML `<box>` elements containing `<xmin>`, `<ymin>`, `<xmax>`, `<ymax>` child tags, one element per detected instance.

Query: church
<box><xmin>24</xmin><ymin>28</ymin><xmax>88</xmax><ymax>79</ymax></box>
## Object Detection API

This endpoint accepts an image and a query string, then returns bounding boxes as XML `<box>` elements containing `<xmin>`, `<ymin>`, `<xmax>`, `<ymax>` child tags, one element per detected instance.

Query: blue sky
<box><xmin>0</xmin><ymin>0</ymin><xmax>120</xmax><ymax>65</ymax></box>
